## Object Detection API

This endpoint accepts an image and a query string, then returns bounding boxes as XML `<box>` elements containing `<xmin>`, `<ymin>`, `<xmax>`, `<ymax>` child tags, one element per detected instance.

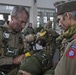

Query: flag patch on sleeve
<box><xmin>66</xmin><ymin>45</ymin><xmax>76</xmax><ymax>59</ymax></box>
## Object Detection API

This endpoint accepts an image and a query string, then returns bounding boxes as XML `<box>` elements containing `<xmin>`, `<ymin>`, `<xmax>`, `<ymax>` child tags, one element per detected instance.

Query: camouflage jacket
<box><xmin>0</xmin><ymin>22</ymin><xmax>24</xmax><ymax>65</ymax></box>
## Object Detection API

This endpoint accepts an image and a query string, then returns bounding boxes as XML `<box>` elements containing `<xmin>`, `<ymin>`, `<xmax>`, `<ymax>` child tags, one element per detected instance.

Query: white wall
<box><xmin>0</xmin><ymin>0</ymin><xmax>67</xmax><ymax>9</ymax></box>
<box><xmin>0</xmin><ymin>0</ymin><xmax>31</xmax><ymax>6</ymax></box>
<box><xmin>37</xmin><ymin>0</ymin><xmax>66</xmax><ymax>9</ymax></box>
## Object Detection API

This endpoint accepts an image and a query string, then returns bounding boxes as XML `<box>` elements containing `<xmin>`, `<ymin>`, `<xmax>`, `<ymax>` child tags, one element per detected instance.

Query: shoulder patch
<box><xmin>66</xmin><ymin>45</ymin><xmax>76</xmax><ymax>59</ymax></box>
<box><xmin>73</xmin><ymin>35</ymin><xmax>76</xmax><ymax>39</ymax></box>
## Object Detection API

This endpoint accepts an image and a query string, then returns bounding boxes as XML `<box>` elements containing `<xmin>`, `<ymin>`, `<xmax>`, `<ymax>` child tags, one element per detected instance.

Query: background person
<box><xmin>24</xmin><ymin>23</ymin><xmax>35</xmax><ymax>36</ymax></box>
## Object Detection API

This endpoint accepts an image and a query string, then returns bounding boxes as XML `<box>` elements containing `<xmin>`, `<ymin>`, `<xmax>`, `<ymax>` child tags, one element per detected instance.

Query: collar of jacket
<box><xmin>63</xmin><ymin>23</ymin><xmax>76</xmax><ymax>39</ymax></box>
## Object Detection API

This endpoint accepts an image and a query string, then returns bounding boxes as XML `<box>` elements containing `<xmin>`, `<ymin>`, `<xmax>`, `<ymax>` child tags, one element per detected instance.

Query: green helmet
<box><xmin>17</xmin><ymin>50</ymin><xmax>52</xmax><ymax>75</ymax></box>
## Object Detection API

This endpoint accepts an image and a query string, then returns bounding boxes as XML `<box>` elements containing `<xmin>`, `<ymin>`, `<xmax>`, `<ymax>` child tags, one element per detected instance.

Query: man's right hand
<box><xmin>12</xmin><ymin>54</ymin><xmax>25</xmax><ymax>64</ymax></box>
<box><xmin>19</xmin><ymin>70</ymin><xmax>32</xmax><ymax>75</ymax></box>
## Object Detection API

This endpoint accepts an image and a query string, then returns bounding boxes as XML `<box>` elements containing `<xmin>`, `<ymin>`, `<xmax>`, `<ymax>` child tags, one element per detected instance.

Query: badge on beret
<box><xmin>55</xmin><ymin>8</ymin><xmax>58</xmax><ymax>13</ymax></box>
<box><xmin>66</xmin><ymin>45</ymin><xmax>76</xmax><ymax>59</ymax></box>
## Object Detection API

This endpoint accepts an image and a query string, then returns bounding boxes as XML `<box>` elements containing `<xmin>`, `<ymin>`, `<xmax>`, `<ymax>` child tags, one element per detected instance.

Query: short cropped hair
<box><xmin>61</xmin><ymin>11</ymin><xmax>76</xmax><ymax>20</ymax></box>
<box><xmin>69</xmin><ymin>11</ymin><xmax>76</xmax><ymax>20</ymax></box>
<box><xmin>10</xmin><ymin>6</ymin><xmax>29</xmax><ymax>19</ymax></box>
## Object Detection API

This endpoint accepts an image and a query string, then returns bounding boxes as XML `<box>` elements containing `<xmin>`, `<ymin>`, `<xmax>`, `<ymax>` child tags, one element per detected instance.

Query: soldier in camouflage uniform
<box><xmin>24</xmin><ymin>23</ymin><xmax>35</xmax><ymax>36</ymax></box>
<box><xmin>0</xmin><ymin>6</ymin><xmax>29</xmax><ymax>74</ymax></box>
<box><xmin>34</xmin><ymin>24</ymin><xmax>43</xmax><ymax>34</ymax></box>
<box><xmin>37</xmin><ymin>20</ymin><xmax>59</xmax><ymax>59</ymax></box>
<box><xmin>23</xmin><ymin>20</ymin><xmax>59</xmax><ymax>58</ymax></box>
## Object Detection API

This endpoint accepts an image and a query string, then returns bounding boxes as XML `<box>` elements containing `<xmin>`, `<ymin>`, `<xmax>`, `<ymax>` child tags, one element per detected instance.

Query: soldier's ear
<box><xmin>66</xmin><ymin>12</ymin><xmax>72</xmax><ymax>19</ymax></box>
